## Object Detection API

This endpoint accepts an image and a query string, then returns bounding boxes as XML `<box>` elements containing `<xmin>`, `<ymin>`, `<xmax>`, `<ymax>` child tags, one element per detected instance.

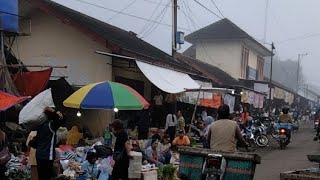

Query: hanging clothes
<box><xmin>241</xmin><ymin>90</ymin><xmax>249</xmax><ymax>103</ymax></box>
<box><xmin>248</xmin><ymin>91</ymin><xmax>255</xmax><ymax>105</ymax></box>
<box><xmin>259</xmin><ymin>95</ymin><xmax>264</xmax><ymax>108</ymax></box>
<box><xmin>253</xmin><ymin>93</ymin><xmax>260</xmax><ymax>108</ymax></box>
<box><xmin>223</xmin><ymin>94</ymin><xmax>235</xmax><ymax>113</ymax></box>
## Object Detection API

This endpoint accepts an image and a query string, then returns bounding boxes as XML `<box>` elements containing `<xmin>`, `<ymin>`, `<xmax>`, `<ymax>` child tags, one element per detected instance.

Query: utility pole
<box><xmin>269</xmin><ymin>42</ymin><xmax>275</xmax><ymax>112</ymax></box>
<box><xmin>296</xmin><ymin>53</ymin><xmax>308</xmax><ymax>93</ymax></box>
<box><xmin>263</xmin><ymin>0</ymin><xmax>269</xmax><ymax>43</ymax></box>
<box><xmin>172</xmin><ymin>0</ymin><xmax>178</xmax><ymax>58</ymax></box>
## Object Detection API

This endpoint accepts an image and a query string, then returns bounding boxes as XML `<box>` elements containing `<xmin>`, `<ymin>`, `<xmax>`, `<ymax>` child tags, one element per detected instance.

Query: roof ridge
<box><xmin>42</xmin><ymin>0</ymin><xmax>174</xmax><ymax>60</ymax></box>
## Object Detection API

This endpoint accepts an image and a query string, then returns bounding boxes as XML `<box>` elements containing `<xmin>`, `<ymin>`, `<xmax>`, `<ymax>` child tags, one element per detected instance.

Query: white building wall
<box><xmin>195</xmin><ymin>40</ymin><xmax>242</xmax><ymax>79</ymax></box>
<box><xmin>12</xmin><ymin>10</ymin><xmax>112</xmax><ymax>86</ymax></box>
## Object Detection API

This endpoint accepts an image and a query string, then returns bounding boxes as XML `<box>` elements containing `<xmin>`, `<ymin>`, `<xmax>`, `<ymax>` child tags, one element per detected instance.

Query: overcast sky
<box><xmin>52</xmin><ymin>0</ymin><xmax>320</xmax><ymax>86</ymax></box>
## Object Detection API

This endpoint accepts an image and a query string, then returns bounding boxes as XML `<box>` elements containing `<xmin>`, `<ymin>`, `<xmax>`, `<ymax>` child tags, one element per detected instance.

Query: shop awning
<box><xmin>0</xmin><ymin>91</ymin><xmax>29</xmax><ymax>111</ymax></box>
<box><xmin>136</xmin><ymin>60</ymin><xmax>200</xmax><ymax>94</ymax></box>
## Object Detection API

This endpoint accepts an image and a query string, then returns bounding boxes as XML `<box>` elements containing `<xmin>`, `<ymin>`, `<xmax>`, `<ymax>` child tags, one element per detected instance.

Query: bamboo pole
<box><xmin>0</xmin><ymin>65</ymin><xmax>67</xmax><ymax>68</ymax></box>
<box><xmin>188</xmin><ymin>86</ymin><xmax>202</xmax><ymax>134</ymax></box>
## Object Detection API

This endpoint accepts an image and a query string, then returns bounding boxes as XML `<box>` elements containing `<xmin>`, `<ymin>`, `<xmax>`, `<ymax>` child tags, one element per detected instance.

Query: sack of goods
<box><xmin>128</xmin><ymin>151</ymin><xmax>142</xmax><ymax>179</ymax></box>
<box><xmin>19</xmin><ymin>89</ymin><xmax>55</xmax><ymax>130</ymax></box>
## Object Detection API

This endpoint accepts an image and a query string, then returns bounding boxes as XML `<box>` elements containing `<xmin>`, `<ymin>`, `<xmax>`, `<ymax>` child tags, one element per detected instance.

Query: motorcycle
<box><xmin>241</xmin><ymin>126</ymin><xmax>256</xmax><ymax>151</ymax></box>
<box><xmin>315</xmin><ymin>119</ymin><xmax>319</xmax><ymax>131</ymax></box>
<box><xmin>202</xmin><ymin>154</ymin><xmax>224</xmax><ymax>180</ymax></box>
<box><xmin>252</xmin><ymin>122</ymin><xmax>269</xmax><ymax>147</ymax></box>
<box><xmin>278</xmin><ymin>127</ymin><xmax>290</xmax><ymax>149</ymax></box>
<box><xmin>266</xmin><ymin>121</ymin><xmax>291</xmax><ymax>149</ymax></box>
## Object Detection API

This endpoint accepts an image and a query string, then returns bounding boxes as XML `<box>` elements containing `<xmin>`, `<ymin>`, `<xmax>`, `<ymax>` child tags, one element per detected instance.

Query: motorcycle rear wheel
<box><xmin>256</xmin><ymin>135</ymin><xmax>269</xmax><ymax>147</ymax></box>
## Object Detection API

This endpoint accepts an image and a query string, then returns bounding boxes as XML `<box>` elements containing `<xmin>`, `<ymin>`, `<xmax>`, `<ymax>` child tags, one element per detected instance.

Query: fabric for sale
<box><xmin>253</xmin><ymin>93</ymin><xmax>260</xmax><ymax>108</ymax></box>
<box><xmin>248</xmin><ymin>91</ymin><xmax>255</xmax><ymax>105</ymax></box>
<box><xmin>241</xmin><ymin>90</ymin><xmax>249</xmax><ymax>103</ymax></box>
<box><xmin>224</xmin><ymin>94</ymin><xmax>235</xmax><ymax>113</ymax></box>
<box><xmin>259</xmin><ymin>95</ymin><xmax>264</xmax><ymax>108</ymax></box>
<box><xmin>12</xmin><ymin>68</ymin><xmax>52</xmax><ymax>97</ymax></box>
<box><xmin>19</xmin><ymin>88</ymin><xmax>55</xmax><ymax>126</ymax></box>
<box><xmin>0</xmin><ymin>90</ymin><xmax>28</xmax><ymax>111</ymax></box>
<box><xmin>136</xmin><ymin>60</ymin><xmax>200</xmax><ymax>93</ymax></box>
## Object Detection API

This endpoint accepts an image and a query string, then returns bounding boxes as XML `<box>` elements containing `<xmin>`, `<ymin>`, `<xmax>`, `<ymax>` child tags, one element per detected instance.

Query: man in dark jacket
<box><xmin>30</xmin><ymin>107</ymin><xmax>65</xmax><ymax>180</ymax></box>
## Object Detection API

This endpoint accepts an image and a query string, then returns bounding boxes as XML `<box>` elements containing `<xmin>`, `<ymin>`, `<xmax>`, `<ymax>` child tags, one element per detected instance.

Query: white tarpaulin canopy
<box><xmin>136</xmin><ymin>60</ymin><xmax>200</xmax><ymax>94</ymax></box>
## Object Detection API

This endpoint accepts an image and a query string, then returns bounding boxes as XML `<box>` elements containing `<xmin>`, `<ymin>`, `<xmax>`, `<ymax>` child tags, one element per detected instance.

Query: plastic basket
<box><xmin>224</xmin><ymin>160</ymin><xmax>256</xmax><ymax>180</ymax></box>
<box><xmin>179</xmin><ymin>154</ymin><xmax>204</xmax><ymax>180</ymax></box>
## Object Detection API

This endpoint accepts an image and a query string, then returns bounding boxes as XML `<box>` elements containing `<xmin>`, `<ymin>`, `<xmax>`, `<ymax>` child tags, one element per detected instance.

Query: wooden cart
<box><xmin>178</xmin><ymin>146</ymin><xmax>261</xmax><ymax>180</ymax></box>
<box><xmin>280</xmin><ymin>155</ymin><xmax>320</xmax><ymax>180</ymax></box>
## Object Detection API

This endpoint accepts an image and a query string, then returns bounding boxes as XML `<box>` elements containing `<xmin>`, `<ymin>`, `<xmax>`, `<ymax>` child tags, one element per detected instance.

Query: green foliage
<box><xmin>5</xmin><ymin>169</ymin><xmax>31</xmax><ymax>180</ymax></box>
<box><xmin>158</xmin><ymin>164</ymin><xmax>177</xmax><ymax>178</ymax></box>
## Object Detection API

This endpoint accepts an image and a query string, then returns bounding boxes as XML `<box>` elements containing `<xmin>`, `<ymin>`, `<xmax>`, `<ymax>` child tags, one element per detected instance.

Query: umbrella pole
<box><xmin>188</xmin><ymin>86</ymin><xmax>202</xmax><ymax>134</ymax></box>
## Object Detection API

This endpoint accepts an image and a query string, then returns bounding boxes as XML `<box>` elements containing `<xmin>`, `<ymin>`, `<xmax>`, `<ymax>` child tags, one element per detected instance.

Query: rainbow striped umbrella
<box><xmin>63</xmin><ymin>81</ymin><xmax>149</xmax><ymax>110</ymax></box>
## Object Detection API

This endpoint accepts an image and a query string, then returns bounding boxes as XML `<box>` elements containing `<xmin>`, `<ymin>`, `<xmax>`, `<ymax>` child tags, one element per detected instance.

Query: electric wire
<box><xmin>209</xmin><ymin>0</ymin><xmax>224</xmax><ymax>18</ymax></box>
<box><xmin>138</xmin><ymin>0</ymin><xmax>165</xmax><ymax>36</ymax></box>
<box><xmin>139</xmin><ymin>0</ymin><xmax>171</xmax><ymax>38</ymax></box>
<box><xmin>72</xmin><ymin>0</ymin><xmax>190</xmax><ymax>31</ymax></box>
<box><xmin>107</xmin><ymin>0</ymin><xmax>138</xmax><ymax>22</ymax></box>
<box><xmin>142</xmin><ymin>1</ymin><xmax>171</xmax><ymax>38</ymax></box>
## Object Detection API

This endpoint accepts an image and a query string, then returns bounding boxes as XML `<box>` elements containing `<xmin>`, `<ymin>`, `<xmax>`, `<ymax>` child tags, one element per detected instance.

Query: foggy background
<box><xmin>52</xmin><ymin>0</ymin><xmax>320</xmax><ymax>94</ymax></box>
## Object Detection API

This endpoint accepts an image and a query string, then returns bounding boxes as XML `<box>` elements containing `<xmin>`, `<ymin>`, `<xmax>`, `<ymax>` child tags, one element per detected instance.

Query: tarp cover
<box><xmin>19</xmin><ymin>88</ymin><xmax>55</xmax><ymax>129</ymax></box>
<box><xmin>136</xmin><ymin>60</ymin><xmax>200</xmax><ymax>94</ymax></box>
<box><xmin>0</xmin><ymin>91</ymin><xmax>28</xmax><ymax>111</ymax></box>
<box><xmin>12</xmin><ymin>68</ymin><xmax>53</xmax><ymax>97</ymax></box>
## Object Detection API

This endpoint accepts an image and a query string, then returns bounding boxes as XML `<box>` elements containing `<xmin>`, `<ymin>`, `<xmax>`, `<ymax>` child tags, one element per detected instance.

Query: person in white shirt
<box><xmin>165</xmin><ymin>112</ymin><xmax>178</xmax><ymax>142</ymax></box>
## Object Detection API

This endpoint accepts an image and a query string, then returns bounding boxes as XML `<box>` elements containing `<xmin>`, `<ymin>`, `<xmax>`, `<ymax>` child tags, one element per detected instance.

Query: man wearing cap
<box><xmin>172</xmin><ymin>130</ymin><xmax>190</xmax><ymax>146</ymax></box>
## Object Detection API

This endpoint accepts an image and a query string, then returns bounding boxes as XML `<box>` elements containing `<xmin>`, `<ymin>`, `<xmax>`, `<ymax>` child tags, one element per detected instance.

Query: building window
<box><xmin>241</xmin><ymin>46</ymin><xmax>249</xmax><ymax>78</ymax></box>
<box><xmin>247</xmin><ymin>66</ymin><xmax>257</xmax><ymax>80</ymax></box>
<box><xmin>256</xmin><ymin>56</ymin><xmax>264</xmax><ymax>80</ymax></box>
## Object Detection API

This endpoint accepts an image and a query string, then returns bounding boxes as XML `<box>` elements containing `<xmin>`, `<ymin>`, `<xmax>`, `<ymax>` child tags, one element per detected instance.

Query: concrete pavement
<box><xmin>254</xmin><ymin>124</ymin><xmax>320</xmax><ymax>180</ymax></box>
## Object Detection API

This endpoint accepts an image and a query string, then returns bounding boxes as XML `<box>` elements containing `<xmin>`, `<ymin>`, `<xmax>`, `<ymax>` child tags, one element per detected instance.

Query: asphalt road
<box><xmin>254</xmin><ymin>123</ymin><xmax>320</xmax><ymax>180</ymax></box>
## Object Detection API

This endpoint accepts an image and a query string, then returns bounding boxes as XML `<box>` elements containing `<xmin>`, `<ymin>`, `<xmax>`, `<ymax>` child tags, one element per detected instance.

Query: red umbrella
<box><xmin>0</xmin><ymin>91</ymin><xmax>29</xmax><ymax>111</ymax></box>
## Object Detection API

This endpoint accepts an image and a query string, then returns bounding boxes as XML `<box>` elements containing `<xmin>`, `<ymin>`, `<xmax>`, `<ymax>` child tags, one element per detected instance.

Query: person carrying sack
<box><xmin>165</xmin><ymin>112</ymin><xmax>177</xmax><ymax>143</ymax></box>
<box><xmin>0</xmin><ymin>127</ymin><xmax>10</xmax><ymax>179</ymax></box>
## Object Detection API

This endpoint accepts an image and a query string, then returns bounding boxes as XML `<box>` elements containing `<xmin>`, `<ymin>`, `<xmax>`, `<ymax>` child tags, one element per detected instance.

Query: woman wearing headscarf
<box><xmin>203</xmin><ymin>116</ymin><xmax>214</xmax><ymax>148</ymax></box>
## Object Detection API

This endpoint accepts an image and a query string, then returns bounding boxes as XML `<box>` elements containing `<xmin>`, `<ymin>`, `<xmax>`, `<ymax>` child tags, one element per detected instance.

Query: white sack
<box><xmin>19</xmin><ymin>89</ymin><xmax>55</xmax><ymax>127</ymax></box>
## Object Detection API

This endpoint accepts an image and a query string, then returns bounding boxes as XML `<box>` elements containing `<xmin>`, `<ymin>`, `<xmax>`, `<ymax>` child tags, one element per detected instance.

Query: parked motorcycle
<box><xmin>202</xmin><ymin>154</ymin><xmax>224</xmax><ymax>180</ymax></box>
